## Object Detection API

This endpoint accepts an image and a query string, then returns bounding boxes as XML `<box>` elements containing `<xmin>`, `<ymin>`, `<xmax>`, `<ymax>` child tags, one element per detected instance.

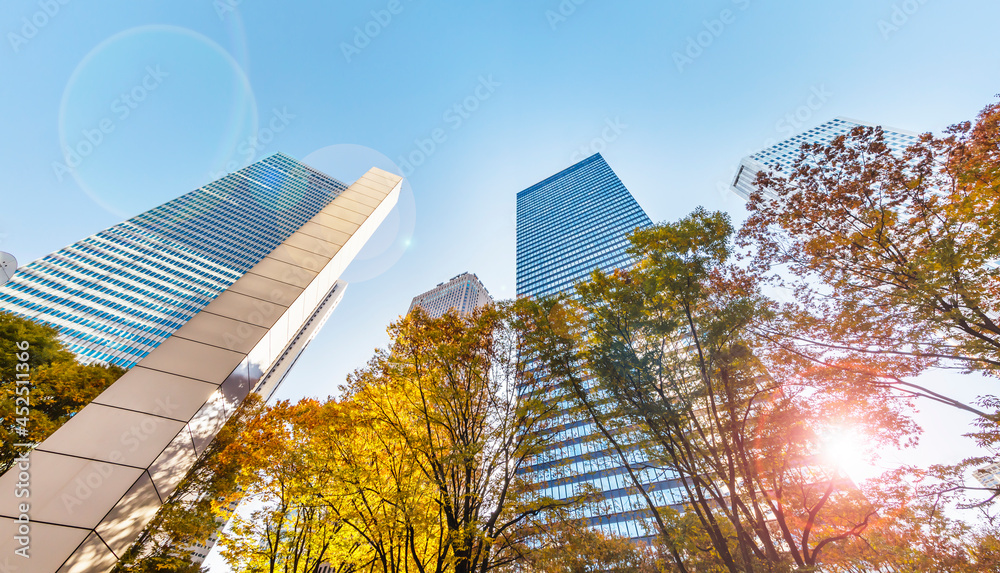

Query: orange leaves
<box><xmin>216</xmin><ymin>304</ymin><xmax>568</xmax><ymax>573</ymax></box>
<box><xmin>738</xmin><ymin>100</ymin><xmax>1000</xmax><ymax>375</ymax></box>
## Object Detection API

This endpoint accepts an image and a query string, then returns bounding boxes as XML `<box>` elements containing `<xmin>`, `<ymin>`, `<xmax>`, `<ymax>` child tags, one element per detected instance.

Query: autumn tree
<box><xmin>738</xmin><ymin>99</ymin><xmax>1000</xmax><ymax>507</ymax></box>
<box><xmin>519</xmin><ymin>209</ymin><xmax>919</xmax><ymax>572</ymax></box>
<box><xmin>220</xmin><ymin>398</ymin><xmax>367</xmax><ymax>573</ymax></box>
<box><xmin>820</xmin><ymin>467</ymin><xmax>1000</xmax><ymax>572</ymax></box>
<box><xmin>740</xmin><ymin>100</ymin><xmax>1000</xmax><ymax>375</ymax></box>
<box><xmin>343</xmin><ymin>304</ymin><xmax>570</xmax><ymax>573</ymax></box>
<box><xmin>0</xmin><ymin>311</ymin><xmax>125</xmax><ymax>472</ymax></box>
<box><xmin>218</xmin><ymin>395</ymin><xmax>449</xmax><ymax>573</ymax></box>
<box><xmin>113</xmin><ymin>394</ymin><xmax>268</xmax><ymax>572</ymax></box>
<box><xmin>219</xmin><ymin>304</ymin><xmax>571</xmax><ymax>573</ymax></box>
<box><xmin>317</xmin><ymin>396</ymin><xmax>448</xmax><ymax>573</ymax></box>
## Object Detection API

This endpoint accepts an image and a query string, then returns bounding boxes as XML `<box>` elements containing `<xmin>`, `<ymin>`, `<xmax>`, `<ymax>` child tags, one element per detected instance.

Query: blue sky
<box><xmin>2</xmin><ymin>0</ymin><xmax>999</xmax><ymax>565</ymax></box>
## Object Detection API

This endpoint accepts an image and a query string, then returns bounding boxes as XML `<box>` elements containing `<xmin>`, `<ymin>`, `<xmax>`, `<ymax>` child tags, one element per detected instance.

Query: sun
<box><xmin>820</xmin><ymin>427</ymin><xmax>877</xmax><ymax>484</ymax></box>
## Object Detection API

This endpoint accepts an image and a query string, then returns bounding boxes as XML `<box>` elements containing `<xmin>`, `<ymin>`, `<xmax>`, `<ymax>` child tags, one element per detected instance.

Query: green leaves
<box><xmin>0</xmin><ymin>311</ymin><xmax>125</xmax><ymax>473</ymax></box>
<box><xmin>518</xmin><ymin>206</ymin><xmax>931</xmax><ymax>571</ymax></box>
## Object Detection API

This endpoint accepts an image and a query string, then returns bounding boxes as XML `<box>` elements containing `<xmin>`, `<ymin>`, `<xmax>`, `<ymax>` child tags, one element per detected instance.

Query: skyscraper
<box><xmin>517</xmin><ymin>154</ymin><xmax>653</xmax><ymax>299</ymax></box>
<box><xmin>407</xmin><ymin>272</ymin><xmax>492</xmax><ymax>318</ymax></box>
<box><xmin>974</xmin><ymin>460</ymin><xmax>1000</xmax><ymax>489</ymax></box>
<box><xmin>0</xmin><ymin>153</ymin><xmax>350</xmax><ymax>369</ymax></box>
<box><xmin>730</xmin><ymin>117</ymin><xmax>920</xmax><ymax>200</ymax></box>
<box><xmin>0</xmin><ymin>154</ymin><xmax>403</xmax><ymax>572</ymax></box>
<box><xmin>516</xmin><ymin>153</ymin><xmax>683</xmax><ymax>539</ymax></box>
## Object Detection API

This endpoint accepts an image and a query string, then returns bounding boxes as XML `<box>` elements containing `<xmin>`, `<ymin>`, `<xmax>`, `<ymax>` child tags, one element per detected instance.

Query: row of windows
<box><xmin>517</xmin><ymin>212</ymin><xmax>646</xmax><ymax>280</ymax></box>
<box><xmin>517</xmin><ymin>183</ymin><xmax>634</xmax><ymax>238</ymax></box>
<box><xmin>752</xmin><ymin>120</ymin><xmax>918</xmax><ymax>169</ymax></box>
<box><xmin>0</xmin><ymin>154</ymin><xmax>347</xmax><ymax>368</ymax></box>
<box><xmin>515</xmin><ymin>154</ymin><xmax>663</xmax><ymax>539</ymax></box>
<box><xmin>522</xmin><ymin>251</ymin><xmax>634</xmax><ymax>299</ymax></box>
<box><xmin>516</xmin><ymin>188</ymin><xmax>640</xmax><ymax>256</ymax></box>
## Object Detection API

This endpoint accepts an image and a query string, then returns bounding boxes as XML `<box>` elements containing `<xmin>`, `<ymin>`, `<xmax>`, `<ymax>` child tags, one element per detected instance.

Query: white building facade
<box><xmin>730</xmin><ymin>117</ymin><xmax>920</xmax><ymax>200</ymax></box>
<box><xmin>407</xmin><ymin>272</ymin><xmax>492</xmax><ymax>318</ymax></box>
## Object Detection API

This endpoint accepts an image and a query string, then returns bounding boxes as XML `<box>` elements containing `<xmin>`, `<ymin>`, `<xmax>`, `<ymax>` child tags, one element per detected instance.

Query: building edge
<box><xmin>0</xmin><ymin>167</ymin><xmax>403</xmax><ymax>573</ymax></box>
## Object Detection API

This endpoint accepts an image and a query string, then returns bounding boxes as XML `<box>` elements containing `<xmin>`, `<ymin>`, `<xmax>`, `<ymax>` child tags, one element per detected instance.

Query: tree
<box><xmin>0</xmin><ymin>311</ymin><xmax>125</xmax><ymax>472</ymax></box>
<box><xmin>316</xmin><ymin>396</ymin><xmax>447</xmax><ymax>573</ymax></box>
<box><xmin>220</xmin><ymin>304</ymin><xmax>571</xmax><ymax>573</ymax></box>
<box><xmin>219</xmin><ymin>396</ymin><xmax>446</xmax><ymax>573</ymax></box>
<box><xmin>519</xmin><ymin>209</ymin><xmax>919</xmax><ymax>572</ymax></box>
<box><xmin>113</xmin><ymin>394</ymin><xmax>268</xmax><ymax>572</ymax></box>
<box><xmin>343</xmin><ymin>305</ymin><xmax>570</xmax><ymax>573</ymax></box>
<box><xmin>220</xmin><ymin>398</ymin><xmax>367</xmax><ymax>573</ymax></box>
<box><xmin>820</xmin><ymin>468</ymin><xmax>1000</xmax><ymax>572</ymax></box>
<box><xmin>738</xmin><ymin>99</ymin><xmax>1000</xmax><ymax>506</ymax></box>
<box><xmin>740</xmin><ymin>101</ymin><xmax>1000</xmax><ymax>374</ymax></box>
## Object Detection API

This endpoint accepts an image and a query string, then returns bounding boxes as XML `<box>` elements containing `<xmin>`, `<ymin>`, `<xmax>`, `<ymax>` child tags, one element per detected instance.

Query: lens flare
<box><xmin>820</xmin><ymin>427</ymin><xmax>876</xmax><ymax>484</ymax></box>
<box><xmin>301</xmin><ymin>144</ymin><xmax>416</xmax><ymax>283</ymax></box>
<box><xmin>58</xmin><ymin>25</ymin><xmax>258</xmax><ymax>218</ymax></box>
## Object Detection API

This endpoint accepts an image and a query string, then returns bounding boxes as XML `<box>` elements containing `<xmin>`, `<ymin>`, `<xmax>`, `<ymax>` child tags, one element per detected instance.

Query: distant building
<box><xmin>974</xmin><ymin>462</ymin><xmax>1000</xmax><ymax>489</ymax></box>
<box><xmin>730</xmin><ymin>117</ymin><xmax>920</xmax><ymax>200</ymax></box>
<box><xmin>185</xmin><ymin>495</ymin><xmax>241</xmax><ymax>564</ymax></box>
<box><xmin>407</xmin><ymin>272</ymin><xmax>492</xmax><ymax>318</ymax></box>
<box><xmin>974</xmin><ymin>449</ymin><xmax>1000</xmax><ymax>490</ymax></box>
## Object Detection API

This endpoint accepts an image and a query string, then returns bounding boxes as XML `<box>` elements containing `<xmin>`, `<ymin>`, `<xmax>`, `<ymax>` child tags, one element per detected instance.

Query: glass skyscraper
<box><xmin>731</xmin><ymin>117</ymin><xmax>920</xmax><ymax>200</ymax></box>
<box><xmin>0</xmin><ymin>154</ymin><xmax>403</xmax><ymax>573</ymax></box>
<box><xmin>516</xmin><ymin>153</ymin><xmax>683</xmax><ymax>540</ymax></box>
<box><xmin>517</xmin><ymin>154</ymin><xmax>652</xmax><ymax>298</ymax></box>
<box><xmin>0</xmin><ymin>152</ymin><xmax>346</xmax><ymax>369</ymax></box>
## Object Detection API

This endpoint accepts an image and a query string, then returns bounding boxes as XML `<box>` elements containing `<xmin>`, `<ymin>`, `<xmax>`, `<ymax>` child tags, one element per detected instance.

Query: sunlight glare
<box><xmin>821</xmin><ymin>427</ymin><xmax>877</xmax><ymax>484</ymax></box>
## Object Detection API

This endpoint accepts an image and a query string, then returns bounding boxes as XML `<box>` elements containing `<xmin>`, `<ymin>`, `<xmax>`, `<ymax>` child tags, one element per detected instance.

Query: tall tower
<box><xmin>515</xmin><ymin>153</ymin><xmax>682</xmax><ymax>540</ymax></box>
<box><xmin>0</xmin><ymin>153</ymin><xmax>353</xmax><ymax>370</ymax></box>
<box><xmin>407</xmin><ymin>272</ymin><xmax>492</xmax><ymax>318</ymax></box>
<box><xmin>516</xmin><ymin>154</ymin><xmax>652</xmax><ymax>299</ymax></box>
<box><xmin>730</xmin><ymin>117</ymin><xmax>920</xmax><ymax>200</ymax></box>
<box><xmin>0</xmin><ymin>154</ymin><xmax>403</xmax><ymax>572</ymax></box>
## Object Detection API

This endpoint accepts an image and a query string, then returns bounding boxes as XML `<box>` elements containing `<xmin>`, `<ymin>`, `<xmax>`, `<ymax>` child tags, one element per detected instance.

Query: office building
<box><xmin>975</xmin><ymin>462</ymin><xmax>1000</xmax><ymax>489</ymax></box>
<box><xmin>730</xmin><ymin>117</ymin><xmax>920</xmax><ymax>200</ymax></box>
<box><xmin>516</xmin><ymin>153</ymin><xmax>683</xmax><ymax>540</ymax></box>
<box><xmin>517</xmin><ymin>154</ymin><xmax>654</xmax><ymax>299</ymax></box>
<box><xmin>974</xmin><ymin>447</ymin><xmax>1000</xmax><ymax>490</ymax></box>
<box><xmin>407</xmin><ymin>272</ymin><xmax>492</xmax><ymax>318</ymax></box>
<box><xmin>0</xmin><ymin>153</ymin><xmax>349</xmax><ymax>369</ymax></box>
<box><xmin>0</xmin><ymin>153</ymin><xmax>403</xmax><ymax>572</ymax></box>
